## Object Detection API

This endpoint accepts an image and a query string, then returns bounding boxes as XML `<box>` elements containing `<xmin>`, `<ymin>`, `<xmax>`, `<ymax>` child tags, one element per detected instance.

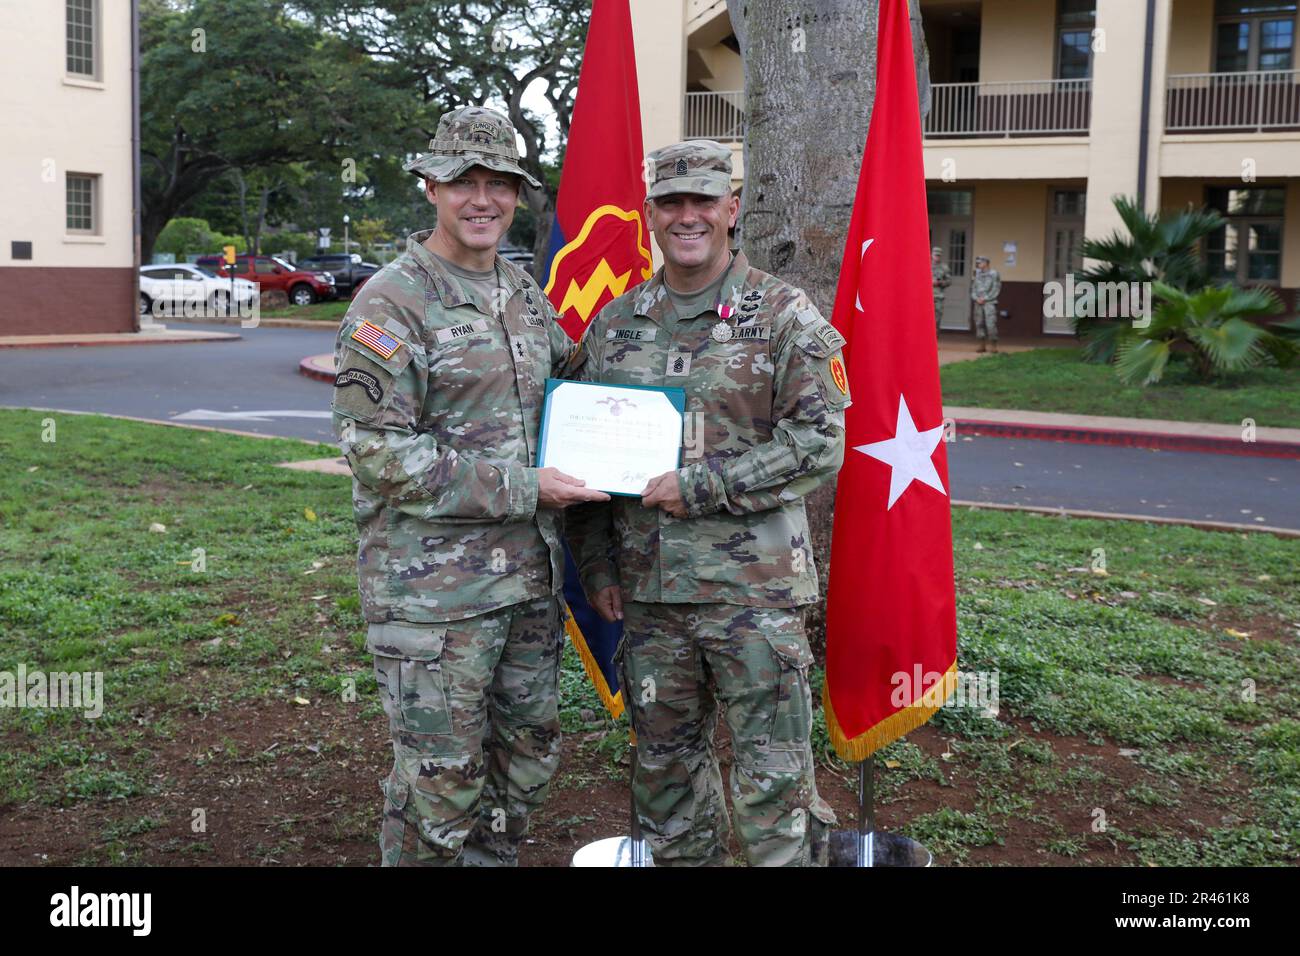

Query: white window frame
<box><xmin>1212</xmin><ymin>1</ymin><xmax>1298</xmax><ymax>73</ymax></box>
<box><xmin>65</xmin><ymin>0</ymin><xmax>101</xmax><ymax>80</ymax></box>
<box><xmin>66</xmin><ymin>172</ymin><xmax>100</xmax><ymax>236</ymax></box>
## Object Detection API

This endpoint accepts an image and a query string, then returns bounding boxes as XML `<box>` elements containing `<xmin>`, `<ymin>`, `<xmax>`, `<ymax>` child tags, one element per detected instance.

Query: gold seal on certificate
<box><xmin>538</xmin><ymin>379</ymin><xmax>686</xmax><ymax>496</ymax></box>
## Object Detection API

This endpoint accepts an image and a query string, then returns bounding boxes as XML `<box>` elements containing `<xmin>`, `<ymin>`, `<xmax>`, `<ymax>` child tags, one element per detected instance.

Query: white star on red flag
<box><xmin>854</xmin><ymin>394</ymin><xmax>947</xmax><ymax>509</ymax></box>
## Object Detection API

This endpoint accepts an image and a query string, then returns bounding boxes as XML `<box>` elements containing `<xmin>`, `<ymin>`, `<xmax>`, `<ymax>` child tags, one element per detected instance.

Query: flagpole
<box><xmin>857</xmin><ymin>757</ymin><xmax>875</xmax><ymax>867</ymax></box>
<box><xmin>629</xmin><ymin>741</ymin><xmax>644</xmax><ymax>867</ymax></box>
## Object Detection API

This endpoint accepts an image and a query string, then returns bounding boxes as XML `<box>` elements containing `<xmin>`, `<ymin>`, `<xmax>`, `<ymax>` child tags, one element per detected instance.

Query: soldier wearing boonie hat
<box><xmin>337</xmin><ymin>103</ymin><xmax>607</xmax><ymax>867</ymax></box>
<box><xmin>403</xmin><ymin>105</ymin><xmax>542</xmax><ymax>189</ymax></box>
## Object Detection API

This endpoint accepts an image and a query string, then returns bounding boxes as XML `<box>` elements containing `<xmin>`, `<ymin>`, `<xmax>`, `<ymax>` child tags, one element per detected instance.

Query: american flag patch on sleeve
<box><xmin>351</xmin><ymin>321</ymin><xmax>403</xmax><ymax>359</ymax></box>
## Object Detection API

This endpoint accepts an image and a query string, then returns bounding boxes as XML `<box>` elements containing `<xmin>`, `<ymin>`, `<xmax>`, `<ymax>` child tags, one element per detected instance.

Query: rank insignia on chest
<box><xmin>666</xmin><ymin>351</ymin><xmax>692</xmax><ymax>377</ymax></box>
<box><xmin>351</xmin><ymin>321</ymin><xmax>402</xmax><ymax>359</ymax></box>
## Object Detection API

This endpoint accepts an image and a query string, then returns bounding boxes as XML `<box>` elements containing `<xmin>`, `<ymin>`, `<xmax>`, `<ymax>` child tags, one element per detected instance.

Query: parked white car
<box><xmin>139</xmin><ymin>263</ymin><xmax>258</xmax><ymax>316</ymax></box>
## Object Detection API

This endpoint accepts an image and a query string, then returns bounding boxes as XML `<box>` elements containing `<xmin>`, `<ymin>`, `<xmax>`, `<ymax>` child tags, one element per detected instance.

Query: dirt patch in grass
<box><xmin>0</xmin><ymin>685</ymin><xmax>1271</xmax><ymax>867</ymax></box>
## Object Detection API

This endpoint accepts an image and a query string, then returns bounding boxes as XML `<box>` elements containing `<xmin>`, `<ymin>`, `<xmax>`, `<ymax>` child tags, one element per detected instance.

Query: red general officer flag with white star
<box><xmin>823</xmin><ymin>0</ymin><xmax>958</xmax><ymax>761</ymax></box>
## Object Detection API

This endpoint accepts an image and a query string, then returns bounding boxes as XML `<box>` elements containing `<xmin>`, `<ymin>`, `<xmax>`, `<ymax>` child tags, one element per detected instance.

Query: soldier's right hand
<box><xmin>536</xmin><ymin>467</ymin><xmax>611</xmax><ymax>509</ymax></box>
<box><xmin>590</xmin><ymin>585</ymin><xmax>624</xmax><ymax>623</ymax></box>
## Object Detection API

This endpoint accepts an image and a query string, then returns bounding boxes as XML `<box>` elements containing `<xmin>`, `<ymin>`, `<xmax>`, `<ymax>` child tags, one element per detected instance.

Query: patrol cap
<box><xmin>404</xmin><ymin>106</ymin><xmax>541</xmax><ymax>190</ymax></box>
<box><xmin>974</xmin><ymin>255</ymin><xmax>990</xmax><ymax>265</ymax></box>
<box><xmin>646</xmin><ymin>140</ymin><xmax>732</xmax><ymax>200</ymax></box>
<box><xmin>931</xmin><ymin>246</ymin><xmax>943</xmax><ymax>255</ymax></box>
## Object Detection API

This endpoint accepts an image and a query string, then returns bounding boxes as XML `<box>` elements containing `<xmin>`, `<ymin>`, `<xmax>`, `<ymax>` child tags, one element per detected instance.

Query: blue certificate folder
<box><xmin>537</xmin><ymin>378</ymin><xmax>687</xmax><ymax>498</ymax></box>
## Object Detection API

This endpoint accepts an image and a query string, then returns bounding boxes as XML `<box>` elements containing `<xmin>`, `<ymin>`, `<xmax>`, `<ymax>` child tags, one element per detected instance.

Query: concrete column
<box><xmin>629</xmin><ymin>0</ymin><xmax>687</xmax><ymax>156</ymax></box>
<box><xmin>1084</xmin><ymin>0</ymin><xmax>1173</xmax><ymax>245</ymax></box>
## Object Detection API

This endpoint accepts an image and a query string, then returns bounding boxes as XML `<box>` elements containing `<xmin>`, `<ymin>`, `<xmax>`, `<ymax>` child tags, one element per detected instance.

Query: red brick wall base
<box><xmin>0</xmin><ymin>267</ymin><xmax>137</xmax><ymax>336</ymax></box>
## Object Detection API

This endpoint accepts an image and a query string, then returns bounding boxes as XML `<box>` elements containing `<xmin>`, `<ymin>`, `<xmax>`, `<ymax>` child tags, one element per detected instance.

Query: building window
<box><xmin>1056</xmin><ymin>0</ymin><xmax>1096</xmax><ymax>80</ymax></box>
<box><xmin>1205</xmin><ymin>186</ymin><xmax>1285</xmax><ymax>284</ymax></box>
<box><xmin>66</xmin><ymin>173</ymin><xmax>98</xmax><ymax>234</ymax></box>
<box><xmin>1213</xmin><ymin>0</ymin><xmax>1297</xmax><ymax>72</ymax></box>
<box><xmin>66</xmin><ymin>0</ymin><xmax>99</xmax><ymax>78</ymax></box>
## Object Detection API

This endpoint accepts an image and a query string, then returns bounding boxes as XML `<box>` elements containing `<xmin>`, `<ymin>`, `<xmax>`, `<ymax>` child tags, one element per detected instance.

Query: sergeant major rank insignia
<box><xmin>675</xmin><ymin>158</ymin><xmax>688</xmax><ymax>176</ymax></box>
<box><xmin>351</xmin><ymin>321</ymin><xmax>403</xmax><ymax>359</ymax></box>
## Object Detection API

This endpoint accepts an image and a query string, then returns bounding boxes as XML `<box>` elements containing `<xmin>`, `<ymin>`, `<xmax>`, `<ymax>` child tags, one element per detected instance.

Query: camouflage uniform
<box><xmin>970</xmin><ymin>258</ymin><xmax>1001</xmax><ymax>343</ymax></box>
<box><xmin>931</xmin><ymin>247</ymin><xmax>951</xmax><ymax>330</ymax></box>
<box><xmin>333</xmin><ymin>106</ymin><xmax>576</xmax><ymax>866</ymax></box>
<box><xmin>568</xmin><ymin>140</ymin><xmax>846</xmax><ymax>867</ymax></box>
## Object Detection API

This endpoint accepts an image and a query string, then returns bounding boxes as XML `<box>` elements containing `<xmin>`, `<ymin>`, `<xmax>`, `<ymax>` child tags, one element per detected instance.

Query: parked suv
<box><xmin>139</xmin><ymin>263</ymin><xmax>258</xmax><ymax>315</ymax></box>
<box><xmin>195</xmin><ymin>254</ymin><xmax>336</xmax><ymax>306</ymax></box>
<box><xmin>297</xmin><ymin>253</ymin><xmax>380</xmax><ymax>296</ymax></box>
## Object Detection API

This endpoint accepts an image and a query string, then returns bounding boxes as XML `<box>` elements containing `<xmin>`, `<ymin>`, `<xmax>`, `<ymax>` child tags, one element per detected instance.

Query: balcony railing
<box><xmin>925</xmin><ymin>78</ymin><xmax>1091</xmax><ymax>137</ymax></box>
<box><xmin>684</xmin><ymin>90</ymin><xmax>745</xmax><ymax>142</ymax></box>
<box><xmin>1166</xmin><ymin>70</ymin><xmax>1300</xmax><ymax>132</ymax></box>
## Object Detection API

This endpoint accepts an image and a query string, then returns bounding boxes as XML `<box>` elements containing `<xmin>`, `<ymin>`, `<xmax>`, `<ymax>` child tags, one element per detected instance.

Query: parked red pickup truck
<box><xmin>196</xmin><ymin>254</ymin><xmax>337</xmax><ymax>306</ymax></box>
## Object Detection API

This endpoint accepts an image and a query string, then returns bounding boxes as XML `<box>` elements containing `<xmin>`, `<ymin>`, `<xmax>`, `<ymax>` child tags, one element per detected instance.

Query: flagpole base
<box><xmin>828</xmin><ymin>830</ymin><xmax>932</xmax><ymax>868</ymax></box>
<box><xmin>570</xmin><ymin>835</ymin><xmax>655</xmax><ymax>867</ymax></box>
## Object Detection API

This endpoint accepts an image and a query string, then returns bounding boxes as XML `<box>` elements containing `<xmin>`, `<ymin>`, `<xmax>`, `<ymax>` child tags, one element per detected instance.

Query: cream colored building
<box><xmin>631</xmin><ymin>0</ymin><xmax>1300</xmax><ymax>341</ymax></box>
<box><xmin>0</xmin><ymin>0</ymin><xmax>137</xmax><ymax>335</ymax></box>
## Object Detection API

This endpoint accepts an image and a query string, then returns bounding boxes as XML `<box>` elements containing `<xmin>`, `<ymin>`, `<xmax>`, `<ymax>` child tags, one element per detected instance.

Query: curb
<box><xmin>166</xmin><ymin>315</ymin><xmax>341</xmax><ymax>330</ymax></box>
<box><xmin>954</xmin><ymin>418</ymin><xmax>1300</xmax><ymax>460</ymax></box>
<box><xmin>952</xmin><ymin>499</ymin><xmax>1299</xmax><ymax>538</ymax></box>
<box><xmin>299</xmin><ymin>354</ymin><xmax>335</xmax><ymax>382</ymax></box>
<box><xmin>0</xmin><ymin>331</ymin><xmax>241</xmax><ymax>349</ymax></box>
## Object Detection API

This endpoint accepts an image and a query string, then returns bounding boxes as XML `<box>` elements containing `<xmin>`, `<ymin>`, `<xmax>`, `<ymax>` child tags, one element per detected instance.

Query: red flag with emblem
<box><xmin>542</xmin><ymin>0</ymin><xmax>653</xmax><ymax>340</ymax></box>
<box><xmin>823</xmin><ymin>0</ymin><xmax>958</xmax><ymax>760</ymax></box>
<box><xmin>543</xmin><ymin>0</ymin><xmax>652</xmax><ymax>719</ymax></box>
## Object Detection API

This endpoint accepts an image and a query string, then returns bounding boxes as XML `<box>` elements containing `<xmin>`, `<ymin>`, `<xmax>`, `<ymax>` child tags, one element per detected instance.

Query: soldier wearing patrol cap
<box><xmin>567</xmin><ymin>139</ymin><xmax>846</xmax><ymax>866</ymax></box>
<box><xmin>332</xmin><ymin>105</ymin><xmax>609</xmax><ymax>866</ymax></box>
<box><xmin>970</xmin><ymin>254</ymin><xmax>1001</xmax><ymax>352</ymax></box>
<box><xmin>931</xmin><ymin>246</ymin><xmax>951</xmax><ymax>331</ymax></box>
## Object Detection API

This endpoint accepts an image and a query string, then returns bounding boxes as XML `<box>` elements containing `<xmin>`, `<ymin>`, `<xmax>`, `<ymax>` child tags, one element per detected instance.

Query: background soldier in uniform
<box><xmin>931</xmin><ymin>246</ymin><xmax>950</xmax><ymax>331</ymax></box>
<box><xmin>971</xmin><ymin>254</ymin><xmax>1001</xmax><ymax>353</ymax></box>
<box><xmin>331</xmin><ymin>106</ymin><xmax>607</xmax><ymax>866</ymax></box>
<box><xmin>568</xmin><ymin>140</ymin><xmax>847</xmax><ymax>866</ymax></box>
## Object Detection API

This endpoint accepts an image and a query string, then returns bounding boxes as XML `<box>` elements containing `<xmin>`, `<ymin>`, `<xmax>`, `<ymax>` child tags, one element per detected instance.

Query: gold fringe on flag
<box><xmin>563</xmin><ymin>602</ymin><xmax>625</xmax><ymax>720</ymax></box>
<box><xmin>823</xmin><ymin>659</ymin><xmax>958</xmax><ymax>762</ymax></box>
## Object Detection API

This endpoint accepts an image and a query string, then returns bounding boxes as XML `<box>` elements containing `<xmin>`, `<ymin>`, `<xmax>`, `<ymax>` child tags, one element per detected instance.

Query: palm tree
<box><xmin>1074</xmin><ymin>196</ymin><xmax>1224</xmax><ymax>363</ymax></box>
<box><xmin>1114</xmin><ymin>282</ymin><xmax>1298</xmax><ymax>385</ymax></box>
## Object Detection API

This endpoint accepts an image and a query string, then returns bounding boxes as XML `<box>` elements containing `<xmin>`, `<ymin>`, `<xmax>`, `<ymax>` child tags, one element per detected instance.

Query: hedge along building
<box><xmin>630</xmin><ymin>0</ymin><xmax>1300</xmax><ymax>343</ymax></box>
<box><xmin>0</xmin><ymin>0</ymin><xmax>139</xmax><ymax>336</ymax></box>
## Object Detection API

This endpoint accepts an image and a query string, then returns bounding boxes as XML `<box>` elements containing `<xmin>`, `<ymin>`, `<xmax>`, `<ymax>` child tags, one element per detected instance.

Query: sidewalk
<box><xmin>948</xmin><ymin>406</ymin><xmax>1300</xmax><ymax>459</ymax></box>
<box><xmin>0</xmin><ymin>328</ymin><xmax>240</xmax><ymax>348</ymax></box>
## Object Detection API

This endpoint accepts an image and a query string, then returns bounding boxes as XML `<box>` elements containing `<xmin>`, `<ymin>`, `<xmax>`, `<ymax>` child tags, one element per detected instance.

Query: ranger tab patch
<box><xmin>334</xmin><ymin>368</ymin><xmax>383</xmax><ymax>403</ymax></box>
<box><xmin>351</xmin><ymin>321</ymin><xmax>403</xmax><ymax>359</ymax></box>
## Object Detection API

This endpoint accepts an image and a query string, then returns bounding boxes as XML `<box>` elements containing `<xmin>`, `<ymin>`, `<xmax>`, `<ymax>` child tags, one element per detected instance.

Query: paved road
<box><xmin>0</xmin><ymin>323</ymin><xmax>337</xmax><ymax>442</ymax></box>
<box><xmin>2</xmin><ymin>322</ymin><xmax>1298</xmax><ymax>530</ymax></box>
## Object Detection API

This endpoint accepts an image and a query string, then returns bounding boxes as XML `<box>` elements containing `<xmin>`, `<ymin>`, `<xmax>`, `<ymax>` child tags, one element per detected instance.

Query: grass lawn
<box><xmin>259</xmin><ymin>299</ymin><xmax>352</xmax><ymax>322</ymax></box>
<box><xmin>940</xmin><ymin>347</ymin><xmax>1300</xmax><ymax>429</ymax></box>
<box><xmin>0</xmin><ymin>408</ymin><xmax>1296</xmax><ymax>866</ymax></box>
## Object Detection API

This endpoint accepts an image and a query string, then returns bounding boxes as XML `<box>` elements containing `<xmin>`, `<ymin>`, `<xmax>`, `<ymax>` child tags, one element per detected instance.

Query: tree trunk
<box><xmin>727</xmin><ymin>0</ymin><xmax>880</xmax><ymax>649</ymax></box>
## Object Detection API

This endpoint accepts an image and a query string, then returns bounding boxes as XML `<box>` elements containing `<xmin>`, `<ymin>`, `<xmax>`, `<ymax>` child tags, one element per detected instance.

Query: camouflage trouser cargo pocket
<box><xmin>367</xmin><ymin>623</ymin><xmax>453</xmax><ymax>736</ymax></box>
<box><xmin>762</xmin><ymin>627</ymin><xmax>815</xmax><ymax>757</ymax></box>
